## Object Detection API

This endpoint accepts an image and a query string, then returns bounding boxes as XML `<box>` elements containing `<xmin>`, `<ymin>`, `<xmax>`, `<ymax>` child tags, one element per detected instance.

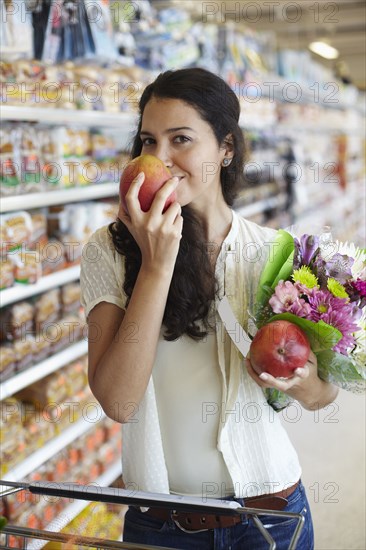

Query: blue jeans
<box><xmin>123</xmin><ymin>480</ymin><xmax>314</xmax><ymax>550</ymax></box>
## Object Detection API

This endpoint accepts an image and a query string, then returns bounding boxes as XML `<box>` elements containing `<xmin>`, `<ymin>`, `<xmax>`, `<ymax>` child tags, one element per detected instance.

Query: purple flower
<box><xmin>307</xmin><ymin>288</ymin><xmax>360</xmax><ymax>354</ymax></box>
<box><xmin>344</xmin><ymin>279</ymin><xmax>366</xmax><ymax>308</ymax></box>
<box><xmin>269</xmin><ymin>280</ymin><xmax>311</xmax><ymax>317</ymax></box>
<box><xmin>323</xmin><ymin>253</ymin><xmax>354</xmax><ymax>284</ymax></box>
<box><xmin>353</xmin><ymin>279</ymin><xmax>366</xmax><ymax>298</ymax></box>
<box><xmin>294</xmin><ymin>281</ymin><xmax>313</xmax><ymax>297</ymax></box>
<box><xmin>294</xmin><ymin>234</ymin><xmax>320</xmax><ymax>269</ymax></box>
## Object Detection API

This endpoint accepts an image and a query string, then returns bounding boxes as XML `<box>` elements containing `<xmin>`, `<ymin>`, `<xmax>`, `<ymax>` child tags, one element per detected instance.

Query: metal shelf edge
<box><xmin>0</xmin><ymin>183</ymin><xmax>119</xmax><ymax>213</ymax></box>
<box><xmin>0</xmin><ymin>340</ymin><xmax>88</xmax><ymax>400</ymax></box>
<box><xmin>0</xmin><ymin>265</ymin><xmax>80</xmax><ymax>307</ymax></box>
<box><xmin>2</xmin><ymin>409</ymin><xmax>106</xmax><ymax>482</ymax></box>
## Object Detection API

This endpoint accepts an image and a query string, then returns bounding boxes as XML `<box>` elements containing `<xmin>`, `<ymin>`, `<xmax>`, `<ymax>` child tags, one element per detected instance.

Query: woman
<box><xmin>80</xmin><ymin>68</ymin><xmax>338</xmax><ymax>549</ymax></box>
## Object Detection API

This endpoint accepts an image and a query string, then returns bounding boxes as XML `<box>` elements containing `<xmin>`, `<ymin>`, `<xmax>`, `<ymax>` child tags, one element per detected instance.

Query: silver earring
<box><xmin>222</xmin><ymin>158</ymin><xmax>231</xmax><ymax>167</ymax></box>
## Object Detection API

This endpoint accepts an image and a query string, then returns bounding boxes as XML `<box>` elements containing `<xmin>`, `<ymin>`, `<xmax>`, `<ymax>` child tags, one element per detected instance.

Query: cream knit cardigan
<box><xmin>80</xmin><ymin>211</ymin><xmax>301</xmax><ymax>498</ymax></box>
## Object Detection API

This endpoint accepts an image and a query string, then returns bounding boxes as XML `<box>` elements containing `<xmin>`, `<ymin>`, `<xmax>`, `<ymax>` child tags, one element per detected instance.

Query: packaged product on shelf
<box><xmin>47</xmin><ymin>313</ymin><xmax>84</xmax><ymax>353</ymax></box>
<box><xmin>39</xmin><ymin>237</ymin><xmax>66</xmax><ymax>274</ymax></box>
<box><xmin>33</xmin><ymin>288</ymin><xmax>61</xmax><ymax>332</ymax></box>
<box><xmin>0</xmin><ymin>300</ymin><xmax>34</xmax><ymax>341</ymax></box>
<box><xmin>84</xmin><ymin>453</ymin><xmax>104</xmax><ymax>480</ymax></box>
<box><xmin>12</xmin><ymin>249</ymin><xmax>43</xmax><ymax>284</ymax></box>
<box><xmin>72</xmin><ymin>65</ymin><xmax>107</xmax><ymax>112</ymax></box>
<box><xmin>91</xmin><ymin>131</ymin><xmax>119</xmax><ymax>182</ymax></box>
<box><xmin>31</xmin><ymin>331</ymin><xmax>52</xmax><ymax>363</ymax></box>
<box><xmin>86</xmin><ymin>200</ymin><xmax>119</xmax><ymax>234</ymax></box>
<box><xmin>16</xmin><ymin>367</ymin><xmax>69</xmax><ymax>409</ymax></box>
<box><xmin>13</xmin><ymin>336</ymin><xmax>34</xmax><ymax>373</ymax></box>
<box><xmin>0</xmin><ymin>397</ymin><xmax>26</xmax><ymax>475</ymax></box>
<box><xmin>4</xmin><ymin>489</ymin><xmax>32</xmax><ymax>523</ymax></box>
<box><xmin>0</xmin><ymin>124</ymin><xmax>21</xmax><ymax>197</ymax></box>
<box><xmin>45</xmin><ymin>127</ymin><xmax>92</xmax><ymax>188</ymax></box>
<box><xmin>29</xmin><ymin>212</ymin><xmax>48</xmax><ymax>248</ymax></box>
<box><xmin>53</xmin><ymin>387</ymin><xmax>94</xmax><ymax>434</ymax></box>
<box><xmin>22</xmin><ymin>408</ymin><xmax>55</xmax><ymax>455</ymax></box>
<box><xmin>0</xmin><ymin>257</ymin><xmax>15</xmax><ymax>289</ymax></box>
<box><xmin>67</xmin><ymin>441</ymin><xmax>81</xmax><ymax>469</ymax></box>
<box><xmin>0</xmin><ymin>437</ymin><xmax>27</xmax><ymax>477</ymax></box>
<box><xmin>0</xmin><ymin>344</ymin><xmax>17</xmax><ymax>382</ymax></box>
<box><xmin>64</xmin><ymin>358</ymin><xmax>88</xmax><ymax>396</ymax></box>
<box><xmin>20</xmin><ymin>124</ymin><xmax>43</xmax><ymax>194</ymax></box>
<box><xmin>61</xmin><ymin>502</ymin><xmax>107</xmax><ymax>539</ymax></box>
<box><xmin>97</xmin><ymin>439</ymin><xmax>121</xmax><ymax>473</ymax></box>
<box><xmin>85</xmin><ymin>423</ymin><xmax>107</xmax><ymax>453</ymax></box>
<box><xmin>61</xmin><ymin>282</ymin><xmax>81</xmax><ymax>314</ymax></box>
<box><xmin>0</xmin><ymin>397</ymin><xmax>22</xmax><ymax>436</ymax></box>
<box><xmin>61</xmin><ymin>233</ymin><xmax>83</xmax><ymax>266</ymax></box>
<box><xmin>1</xmin><ymin>210</ymin><xmax>33</xmax><ymax>252</ymax></box>
<box><xmin>104</xmin><ymin>415</ymin><xmax>122</xmax><ymax>440</ymax></box>
<box><xmin>14</xmin><ymin>506</ymin><xmax>42</xmax><ymax>531</ymax></box>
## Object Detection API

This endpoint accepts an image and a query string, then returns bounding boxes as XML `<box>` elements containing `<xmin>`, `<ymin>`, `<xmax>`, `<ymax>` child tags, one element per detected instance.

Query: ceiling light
<box><xmin>309</xmin><ymin>41</ymin><xmax>339</xmax><ymax>60</ymax></box>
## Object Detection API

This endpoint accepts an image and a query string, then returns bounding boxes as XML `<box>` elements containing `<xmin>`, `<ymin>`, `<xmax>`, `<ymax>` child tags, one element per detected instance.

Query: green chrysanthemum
<box><xmin>292</xmin><ymin>266</ymin><xmax>319</xmax><ymax>289</ymax></box>
<box><xmin>327</xmin><ymin>277</ymin><xmax>349</xmax><ymax>299</ymax></box>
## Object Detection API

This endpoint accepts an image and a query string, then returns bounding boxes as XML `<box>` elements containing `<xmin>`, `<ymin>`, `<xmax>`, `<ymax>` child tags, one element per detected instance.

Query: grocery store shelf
<box><xmin>0</xmin><ymin>340</ymin><xmax>88</xmax><ymax>400</ymax></box>
<box><xmin>27</xmin><ymin>461</ymin><xmax>123</xmax><ymax>550</ymax></box>
<box><xmin>2</xmin><ymin>408</ymin><xmax>105</xmax><ymax>482</ymax></box>
<box><xmin>235</xmin><ymin>195</ymin><xmax>286</xmax><ymax>218</ymax></box>
<box><xmin>0</xmin><ymin>265</ymin><xmax>80</xmax><ymax>307</ymax></box>
<box><xmin>1</xmin><ymin>105</ymin><xmax>138</xmax><ymax>128</ymax></box>
<box><xmin>0</xmin><ymin>183</ymin><xmax>119</xmax><ymax>213</ymax></box>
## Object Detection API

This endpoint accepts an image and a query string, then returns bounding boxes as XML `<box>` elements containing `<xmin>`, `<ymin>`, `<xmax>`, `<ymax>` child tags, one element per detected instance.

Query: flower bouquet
<box><xmin>251</xmin><ymin>228</ymin><xmax>366</xmax><ymax>411</ymax></box>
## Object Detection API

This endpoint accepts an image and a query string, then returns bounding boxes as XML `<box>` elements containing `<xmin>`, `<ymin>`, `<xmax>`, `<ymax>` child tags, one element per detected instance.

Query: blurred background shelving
<box><xmin>1</xmin><ymin>0</ymin><xmax>365</xmax><ymax>546</ymax></box>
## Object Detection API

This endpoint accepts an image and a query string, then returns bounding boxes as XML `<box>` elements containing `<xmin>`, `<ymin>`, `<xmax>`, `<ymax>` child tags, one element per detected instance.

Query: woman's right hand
<box><xmin>118</xmin><ymin>172</ymin><xmax>183</xmax><ymax>274</ymax></box>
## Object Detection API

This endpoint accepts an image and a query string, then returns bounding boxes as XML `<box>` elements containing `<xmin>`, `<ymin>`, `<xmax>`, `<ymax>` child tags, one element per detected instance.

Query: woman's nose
<box><xmin>154</xmin><ymin>143</ymin><xmax>173</xmax><ymax>168</ymax></box>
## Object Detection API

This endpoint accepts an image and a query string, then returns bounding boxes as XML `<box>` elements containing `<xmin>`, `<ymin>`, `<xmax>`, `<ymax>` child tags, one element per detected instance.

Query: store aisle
<box><xmin>284</xmin><ymin>389</ymin><xmax>366</xmax><ymax>550</ymax></box>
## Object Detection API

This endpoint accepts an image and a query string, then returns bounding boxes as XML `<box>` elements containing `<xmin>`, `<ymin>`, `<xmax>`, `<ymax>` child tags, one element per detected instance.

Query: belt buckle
<box><xmin>172</xmin><ymin>512</ymin><xmax>210</xmax><ymax>534</ymax></box>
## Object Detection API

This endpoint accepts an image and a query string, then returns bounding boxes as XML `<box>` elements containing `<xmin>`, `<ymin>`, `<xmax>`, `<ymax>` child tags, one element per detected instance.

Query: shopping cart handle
<box><xmin>1</xmin><ymin>479</ymin><xmax>243</xmax><ymax>515</ymax></box>
<box><xmin>0</xmin><ymin>480</ymin><xmax>305</xmax><ymax>550</ymax></box>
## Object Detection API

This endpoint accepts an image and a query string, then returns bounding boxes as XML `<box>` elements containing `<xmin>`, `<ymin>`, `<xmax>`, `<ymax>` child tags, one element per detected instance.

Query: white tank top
<box><xmin>152</xmin><ymin>326</ymin><xmax>235</xmax><ymax>498</ymax></box>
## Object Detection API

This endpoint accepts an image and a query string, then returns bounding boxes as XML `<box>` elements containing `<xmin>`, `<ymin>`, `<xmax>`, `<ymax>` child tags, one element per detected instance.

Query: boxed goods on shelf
<box><xmin>0</xmin><ymin>257</ymin><xmax>15</xmax><ymax>290</ymax></box>
<box><xmin>0</xmin><ymin>123</ymin><xmax>127</xmax><ymax>197</ymax></box>
<box><xmin>0</xmin><ymin>344</ymin><xmax>17</xmax><ymax>381</ymax></box>
<box><xmin>0</xmin><ymin>281</ymin><xmax>87</xmax><ymax>381</ymax></box>
<box><xmin>1</xmin><ymin>415</ymin><xmax>122</xmax><ymax>534</ymax></box>
<box><xmin>15</xmin><ymin>358</ymin><xmax>87</xmax><ymax>410</ymax></box>
<box><xmin>0</xmin><ymin>397</ymin><xmax>26</xmax><ymax>476</ymax></box>
<box><xmin>0</xmin><ymin>356</ymin><xmax>96</xmax><ymax>476</ymax></box>
<box><xmin>0</xmin><ymin>199</ymin><xmax>117</xmax><ymax>295</ymax></box>
<box><xmin>51</xmin><ymin>502</ymin><xmax>123</xmax><ymax>549</ymax></box>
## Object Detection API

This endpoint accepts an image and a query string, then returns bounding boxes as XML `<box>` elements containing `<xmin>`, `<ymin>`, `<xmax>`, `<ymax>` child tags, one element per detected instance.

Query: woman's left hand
<box><xmin>245</xmin><ymin>350</ymin><xmax>339</xmax><ymax>409</ymax></box>
<box><xmin>245</xmin><ymin>350</ymin><xmax>318</xmax><ymax>396</ymax></box>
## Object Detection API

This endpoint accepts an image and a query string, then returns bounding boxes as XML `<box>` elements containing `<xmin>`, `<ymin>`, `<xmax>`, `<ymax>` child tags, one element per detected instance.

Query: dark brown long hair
<box><xmin>109</xmin><ymin>68</ymin><xmax>245</xmax><ymax>340</ymax></box>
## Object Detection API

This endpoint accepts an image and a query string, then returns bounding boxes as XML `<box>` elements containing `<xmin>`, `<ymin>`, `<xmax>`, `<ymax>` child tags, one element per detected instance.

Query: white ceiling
<box><xmin>152</xmin><ymin>0</ymin><xmax>366</xmax><ymax>90</ymax></box>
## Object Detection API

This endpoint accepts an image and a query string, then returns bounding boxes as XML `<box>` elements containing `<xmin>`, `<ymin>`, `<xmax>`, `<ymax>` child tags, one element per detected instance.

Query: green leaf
<box><xmin>264</xmin><ymin>388</ymin><xmax>293</xmax><ymax>412</ymax></box>
<box><xmin>271</xmin><ymin>250</ymin><xmax>295</xmax><ymax>289</ymax></box>
<box><xmin>317</xmin><ymin>350</ymin><xmax>366</xmax><ymax>390</ymax></box>
<box><xmin>256</xmin><ymin>230</ymin><xmax>295</xmax><ymax>310</ymax></box>
<box><xmin>267</xmin><ymin>313</ymin><xmax>342</xmax><ymax>353</ymax></box>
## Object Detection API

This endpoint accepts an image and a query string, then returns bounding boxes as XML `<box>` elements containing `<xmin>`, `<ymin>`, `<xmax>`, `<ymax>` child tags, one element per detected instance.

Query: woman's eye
<box><xmin>174</xmin><ymin>135</ymin><xmax>190</xmax><ymax>144</ymax></box>
<box><xmin>141</xmin><ymin>137</ymin><xmax>155</xmax><ymax>146</ymax></box>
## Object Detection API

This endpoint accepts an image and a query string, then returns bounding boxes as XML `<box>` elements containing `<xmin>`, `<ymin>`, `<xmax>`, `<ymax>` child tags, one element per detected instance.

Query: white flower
<box><xmin>335</xmin><ymin>241</ymin><xmax>366</xmax><ymax>280</ymax></box>
<box><xmin>351</xmin><ymin>309</ymin><xmax>366</xmax><ymax>377</ymax></box>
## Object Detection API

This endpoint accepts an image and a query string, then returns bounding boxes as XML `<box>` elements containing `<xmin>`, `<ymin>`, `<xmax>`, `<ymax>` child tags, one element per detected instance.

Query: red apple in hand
<box><xmin>120</xmin><ymin>154</ymin><xmax>177</xmax><ymax>213</ymax></box>
<box><xmin>250</xmin><ymin>320</ymin><xmax>310</xmax><ymax>379</ymax></box>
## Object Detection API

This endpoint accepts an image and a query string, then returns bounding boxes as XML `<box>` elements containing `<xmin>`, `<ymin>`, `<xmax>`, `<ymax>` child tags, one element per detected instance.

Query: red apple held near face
<box><xmin>120</xmin><ymin>154</ymin><xmax>177</xmax><ymax>213</ymax></box>
<box><xmin>250</xmin><ymin>320</ymin><xmax>310</xmax><ymax>379</ymax></box>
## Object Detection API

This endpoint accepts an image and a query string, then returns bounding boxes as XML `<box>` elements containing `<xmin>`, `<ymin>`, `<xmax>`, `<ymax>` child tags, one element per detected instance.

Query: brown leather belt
<box><xmin>143</xmin><ymin>480</ymin><xmax>300</xmax><ymax>532</ymax></box>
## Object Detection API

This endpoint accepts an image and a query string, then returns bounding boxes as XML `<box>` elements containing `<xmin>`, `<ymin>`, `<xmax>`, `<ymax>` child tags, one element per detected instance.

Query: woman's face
<box><xmin>139</xmin><ymin>97</ymin><xmax>229</xmax><ymax>210</ymax></box>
